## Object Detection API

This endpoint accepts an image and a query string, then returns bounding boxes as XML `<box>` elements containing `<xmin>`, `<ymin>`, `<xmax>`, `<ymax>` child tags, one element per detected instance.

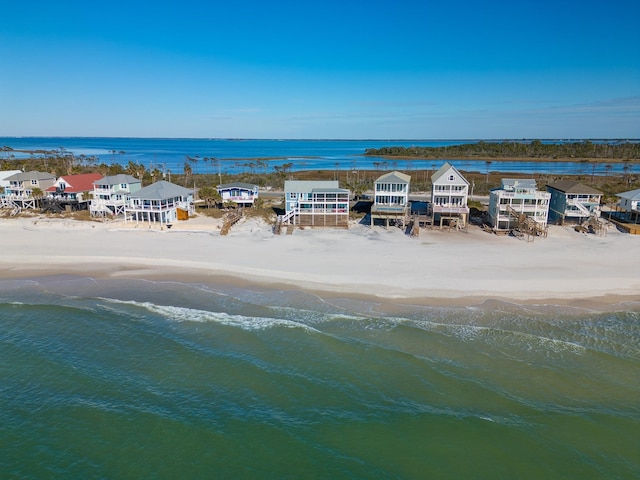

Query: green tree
<box><xmin>198</xmin><ymin>186</ymin><xmax>220</xmax><ymax>209</ymax></box>
<box><xmin>31</xmin><ymin>187</ymin><xmax>43</xmax><ymax>199</ymax></box>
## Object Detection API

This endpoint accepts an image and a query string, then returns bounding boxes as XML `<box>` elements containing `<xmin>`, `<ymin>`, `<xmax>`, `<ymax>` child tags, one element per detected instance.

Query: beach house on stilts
<box><xmin>279</xmin><ymin>180</ymin><xmax>350</xmax><ymax>229</ymax></box>
<box><xmin>370</xmin><ymin>171</ymin><xmax>410</xmax><ymax>228</ymax></box>
<box><xmin>616</xmin><ymin>188</ymin><xmax>640</xmax><ymax>224</ymax></box>
<box><xmin>489</xmin><ymin>179</ymin><xmax>550</xmax><ymax>238</ymax></box>
<box><xmin>430</xmin><ymin>163</ymin><xmax>470</xmax><ymax>230</ymax></box>
<box><xmin>546</xmin><ymin>180</ymin><xmax>602</xmax><ymax>225</ymax></box>
<box><xmin>217</xmin><ymin>182</ymin><xmax>259</xmax><ymax>207</ymax></box>
<box><xmin>90</xmin><ymin>174</ymin><xmax>142</xmax><ymax>217</ymax></box>
<box><xmin>2</xmin><ymin>171</ymin><xmax>56</xmax><ymax>210</ymax></box>
<box><xmin>125</xmin><ymin>180</ymin><xmax>194</xmax><ymax>228</ymax></box>
<box><xmin>44</xmin><ymin>173</ymin><xmax>103</xmax><ymax>212</ymax></box>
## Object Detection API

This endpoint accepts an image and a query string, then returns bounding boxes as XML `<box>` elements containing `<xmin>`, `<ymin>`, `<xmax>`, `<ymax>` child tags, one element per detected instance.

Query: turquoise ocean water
<box><xmin>1</xmin><ymin>275</ymin><xmax>639</xmax><ymax>479</ymax></box>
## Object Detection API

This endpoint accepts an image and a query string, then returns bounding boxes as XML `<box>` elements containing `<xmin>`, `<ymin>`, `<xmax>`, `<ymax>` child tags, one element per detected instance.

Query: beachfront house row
<box><xmin>217</xmin><ymin>182</ymin><xmax>259</xmax><ymax>207</ymax></box>
<box><xmin>371</xmin><ymin>171</ymin><xmax>411</xmax><ymax>227</ymax></box>
<box><xmin>282</xmin><ymin>180</ymin><xmax>350</xmax><ymax>227</ymax></box>
<box><xmin>489</xmin><ymin>179</ymin><xmax>550</xmax><ymax>231</ymax></box>
<box><xmin>125</xmin><ymin>180</ymin><xmax>194</xmax><ymax>227</ymax></box>
<box><xmin>90</xmin><ymin>174</ymin><xmax>142</xmax><ymax>217</ymax></box>
<box><xmin>546</xmin><ymin>180</ymin><xmax>602</xmax><ymax>224</ymax></box>
<box><xmin>3</xmin><ymin>171</ymin><xmax>56</xmax><ymax>209</ymax></box>
<box><xmin>45</xmin><ymin>173</ymin><xmax>103</xmax><ymax>204</ymax></box>
<box><xmin>431</xmin><ymin>162</ymin><xmax>470</xmax><ymax>229</ymax></box>
<box><xmin>616</xmin><ymin>188</ymin><xmax>640</xmax><ymax>224</ymax></box>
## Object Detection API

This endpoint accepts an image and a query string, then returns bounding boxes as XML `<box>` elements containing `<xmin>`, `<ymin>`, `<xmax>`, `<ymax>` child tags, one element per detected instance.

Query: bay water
<box><xmin>1</xmin><ymin>275</ymin><xmax>639</xmax><ymax>478</ymax></box>
<box><xmin>1</xmin><ymin>137</ymin><xmax>634</xmax><ymax>177</ymax></box>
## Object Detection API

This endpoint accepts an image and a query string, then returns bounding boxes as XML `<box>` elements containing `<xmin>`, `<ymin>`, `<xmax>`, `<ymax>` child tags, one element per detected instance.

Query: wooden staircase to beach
<box><xmin>220</xmin><ymin>211</ymin><xmax>243</xmax><ymax>235</ymax></box>
<box><xmin>506</xmin><ymin>206</ymin><xmax>548</xmax><ymax>241</ymax></box>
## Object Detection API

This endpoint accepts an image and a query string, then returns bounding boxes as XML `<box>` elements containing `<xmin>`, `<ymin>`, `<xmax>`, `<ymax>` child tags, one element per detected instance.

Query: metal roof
<box><xmin>374</xmin><ymin>171</ymin><xmax>411</xmax><ymax>184</ymax></box>
<box><xmin>616</xmin><ymin>188</ymin><xmax>640</xmax><ymax>201</ymax></box>
<box><xmin>431</xmin><ymin>163</ymin><xmax>469</xmax><ymax>185</ymax></box>
<box><xmin>130</xmin><ymin>181</ymin><xmax>193</xmax><ymax>200</ymax></box>
<box><xmin>284</xmin><ymin>180</ymin><xmax>339</xmax><ymax>193</ymax></box>
<box><xmin>217</xmin><ymin>182</ymin><xmax>258</xmax><ymax>190</ymax></box>
<box><xmin>94</xmin><ymin>174</ymin><xmax>140</xmax><ymax>186</ymax></box>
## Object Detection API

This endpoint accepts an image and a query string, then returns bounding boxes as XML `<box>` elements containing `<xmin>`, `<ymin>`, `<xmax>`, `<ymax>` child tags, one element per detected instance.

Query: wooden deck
<box><xmin>610</xmin><ymin>219</ymin><xmax>640</xmax><ymax>234</ymax></box>
<box><xmin>296</xmin><ymin>213</ymin><xmax>349</xmax><ymax>228</ymax></box>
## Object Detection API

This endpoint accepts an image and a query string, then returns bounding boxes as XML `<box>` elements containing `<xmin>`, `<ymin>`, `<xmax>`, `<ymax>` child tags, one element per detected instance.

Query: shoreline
<box><xmin>1</xmin><ymin>214</ymin><xmax>639</xmax><ymax>312</ymax></box>
<box><xmin>363</xmin><ymin>154</ymin><xmax>639</xmax><ymax>164</ymax></box>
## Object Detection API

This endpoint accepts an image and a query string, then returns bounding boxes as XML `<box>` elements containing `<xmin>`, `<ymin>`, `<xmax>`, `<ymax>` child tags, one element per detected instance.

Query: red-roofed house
<box><xmin>45</xmin><ymin>173</ymin><xmax>103</xmax><ymax>206</ymax></box>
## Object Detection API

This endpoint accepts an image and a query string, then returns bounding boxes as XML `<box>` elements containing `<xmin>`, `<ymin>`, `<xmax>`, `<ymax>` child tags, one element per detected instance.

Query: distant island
<box><xmin>365</xmin><ymin>140</ymin><xmax>640</xmax><ymax>162</ymax></box>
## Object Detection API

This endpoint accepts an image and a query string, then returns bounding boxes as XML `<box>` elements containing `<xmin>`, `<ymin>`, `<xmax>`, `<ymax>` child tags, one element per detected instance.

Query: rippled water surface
<box><xmin>1</xmin><ymin>276</ymin><xmax>639</xmax><ymax>479</ymax></box>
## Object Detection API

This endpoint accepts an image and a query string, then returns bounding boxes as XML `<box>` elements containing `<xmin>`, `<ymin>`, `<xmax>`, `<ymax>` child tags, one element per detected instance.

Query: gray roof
<box><xmin>217</xmin><ymin>182</ymin><xmax>258</xmax><ymax>190</ymax></box>
<box><xmin>94</xmin><ymin>174</ymin><xmax>140</xmax><ymax>186</ymax></box>
<box><xmin>501</xmin><ymin>178</ymin><xmax>537</xmax><ymax>190</ymax></box>
<box><xmin>375</xmin><ymin>170</ymin><xmax>411</xmax><ymax>184</ymax></box>
<box><xmin>616</xmin><ymin>188</ymin><xmax>640</xmax><ymax>201</ymax></box>
<box><xmin>285</xmin><ymin>180</ymin><xmax>339</xmax><ymax>193</ymax></box>
<box><xmin>546</xmin><ymin>180</ymin><xmax>602</xmax><ymax>195</ymax></box>
<box><xmin>130</xmin><ymin>181</ymin><xmax>193</xmax><ymax>200</ymax></box>
<box><xmin>431</xmin><ymin>163</ymin><xmax>469</xmax><ymax>184</ymax></box>
<box><xmin>0</xmin><ymin>170</ymin><xmax>22</xmax><ymax>181</ymax></box>
<box><xmin>6</xmin><ymin>171</ymin><xmax>56</xmax><ymax>182</ymax></box>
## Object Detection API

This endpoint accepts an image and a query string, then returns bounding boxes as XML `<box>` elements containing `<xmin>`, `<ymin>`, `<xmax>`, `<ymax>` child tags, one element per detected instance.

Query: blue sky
<box><xmin>1</xmin><ymin>0</ymin><xmax>638</xmax><ymax>139</ymax></box>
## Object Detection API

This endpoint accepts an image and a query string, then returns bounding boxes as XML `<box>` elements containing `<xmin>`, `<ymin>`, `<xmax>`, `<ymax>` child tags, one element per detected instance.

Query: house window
<box><xmin>120</xmin><ymin>183</ymin><xmax>127</xmax><ymax>189</ymax></box>
<box><xmin>448</xmin><ymin>175</ymin><xmax>455</xmax><ymax>181</ymax></box>
<box><xmin>31</xmin><ymin>179</ymin><xmax>38</xmax><ymax>185</ymax></box>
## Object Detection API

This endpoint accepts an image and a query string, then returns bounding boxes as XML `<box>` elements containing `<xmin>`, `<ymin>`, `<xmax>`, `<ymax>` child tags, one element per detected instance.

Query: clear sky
<box><xmin>1</xmin><ymin>0</ymin><xmax>639</xmax><ymax>139</ymax></box>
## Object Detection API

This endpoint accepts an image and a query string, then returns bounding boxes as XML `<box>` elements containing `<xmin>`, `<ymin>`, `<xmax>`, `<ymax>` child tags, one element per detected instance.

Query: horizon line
<box><xmin>1</xmin><ymin>136</ymin><xmax>639</xmax><ymax>142</ymax></box>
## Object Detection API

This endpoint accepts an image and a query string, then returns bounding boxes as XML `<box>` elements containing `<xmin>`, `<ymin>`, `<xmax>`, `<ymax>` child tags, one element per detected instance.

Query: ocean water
<box><xmin>1</xmin><ymin>137</ymin><xmax>634</xmax><ymax>177</ymax></box>
<box><xmin>1</xmin><ymin>275</ymin><xmax>639</xmax><ymax>479</ymax></box>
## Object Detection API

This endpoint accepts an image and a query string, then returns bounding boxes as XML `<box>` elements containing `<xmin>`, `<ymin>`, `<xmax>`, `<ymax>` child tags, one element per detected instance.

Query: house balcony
<box><xmin>432</xmin><ymin>205</ymin><xmax>470</xmax><ymax>214</ymax></box>
<box><xmin>371</xmin><ymin>204</ymin><xmax>407</xmax><ymax>214</ymax></box>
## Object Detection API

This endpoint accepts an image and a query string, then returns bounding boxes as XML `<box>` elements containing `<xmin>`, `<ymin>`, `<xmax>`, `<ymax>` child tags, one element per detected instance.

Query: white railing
<box><xmin>566</xmin><ymin>199</ymin><xmax>593</xmax><ymax>217</ymax></box>
<box><xmin>278</xmin><ymin>208</ymin><xmax>298</xmax><ymax>225</ymax></box>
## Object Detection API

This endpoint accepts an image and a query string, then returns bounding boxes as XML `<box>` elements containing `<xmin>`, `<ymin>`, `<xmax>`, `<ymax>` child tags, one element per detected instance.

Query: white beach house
<box><xmin>283</xmin><ymin>180</ymin><xmax>350</xmax><ymax>227</ymax></box>
<box><xmin>546</xmin><ymin>180</ymin><xmax>602</xmax><ymax>224</ymax></box>
<box><xmin>616</xmin><ymin>188</ymin><xmax>640</xmax><ymax>223</ymax></box>
<box><xmin>431</xmin><ymin>162</ymin><xmax>470</xmax><ymax>229</ymax></box>
<box><xmin>371</xmin><ymin>171</ymin><xmax>410</xmax><ymax>227</ymax></box>
<box><xmin>90</xmin><ymin>174</ymin><xmax>142</xmax><ymax>217</ymax></box>
<box><xmin>125</xmin><ymin>180</ymin><xmax>194</xmax><ymax>227</ymax></box>
<box><xmin>217</xmin><ymin>182</ymin><xmax>259</xmax><ymax>207</ymax></box>
<box><xmin>489</xmin><ymin>179</ymin><xmax>550</xmax><ymax>232</ymax></box>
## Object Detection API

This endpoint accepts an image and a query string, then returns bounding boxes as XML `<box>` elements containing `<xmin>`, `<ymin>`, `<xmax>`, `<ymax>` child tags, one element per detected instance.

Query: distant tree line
<box><xmin>365</xmin><ymin>140</ymin><xmax>640</xmax><ymax>160</ymax></box>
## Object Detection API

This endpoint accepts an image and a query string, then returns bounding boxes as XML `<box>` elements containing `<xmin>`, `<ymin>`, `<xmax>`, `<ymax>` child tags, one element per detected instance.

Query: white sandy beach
<box><xmin>1</xmin><ymin>213</ymin><xmax>639</xmax><ymax>306</ymax></box>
